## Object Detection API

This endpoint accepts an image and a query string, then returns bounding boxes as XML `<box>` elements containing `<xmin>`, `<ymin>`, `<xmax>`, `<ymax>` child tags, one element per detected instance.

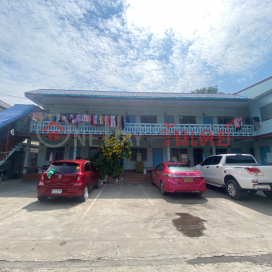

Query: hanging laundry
<box><xmin>105</xmin><ymin>115</ymin><xmax>108</xmax><ymax>126</ymax></box>
<box><xmin>31</xmin><ymin>112</ymin><xmax>43</xmax><ymax>120</ymax></box>
<box><xmin>76</xmin><ymin>114</ymin><xmax>82</xmax><ymax>123</ymax></box>
<box><xmin>108</xmin><ymin>115</ymin><xmax>111</xmax><ymax>126</ymax></box>
<box><xmin>121</xmin><ymin>116</ymin><xmax>124</xmax><ymax>129</ymax></box>
<box><xmin>111</xmin><ymin>115</ymin><xmax>116</xmax><ymax>128</ymax></box>
<box><xmin>103</xmin><ymin>115</ymin><xmax>105</xmax><ymax>126</ymax></box>
<box><xmin>117</xmin><ymin>115</ymin><xmax>122</xmax><ymax>129</ymax></box>
<box><xmin>56</xmin><ymin>113</ymin><xmax>61</xmax><ymax>122</ymax></box>
<box><xmin>99</xmin><ymin>115</ymin><xmax>104</xmax><ymax>125</ymax></box>
<box><xmin>66</xmin><ymin>115</ymin><xmax>73</xmax><ymax>123</ymax></box>
<box><xmin>48</xmin><ymin>114</ymin><xmax>52</xmax><ymax>121</ymax></box>
<box><xmin>234</xmin><ymin>118</ymin><xmax>243</xmax><ymax>131</ymax></box>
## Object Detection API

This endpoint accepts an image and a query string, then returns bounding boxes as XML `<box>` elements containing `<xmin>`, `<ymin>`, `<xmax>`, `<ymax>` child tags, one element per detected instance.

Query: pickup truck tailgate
<box><xmin>256</xmin><ymin>166</ymin><xmax>272</xmax><ymax>183</ymax></box>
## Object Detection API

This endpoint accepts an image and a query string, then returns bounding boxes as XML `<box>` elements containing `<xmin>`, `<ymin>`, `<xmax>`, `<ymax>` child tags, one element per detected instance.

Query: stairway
<box><xmin>122</xmin><ymin>173</ymin><xmax>146</xmax><ymax>183</ymax></box>
<box><xmin>0</xmin><ymin>137</ymin><xmax>23</xmax><ymax>166</ymax></box>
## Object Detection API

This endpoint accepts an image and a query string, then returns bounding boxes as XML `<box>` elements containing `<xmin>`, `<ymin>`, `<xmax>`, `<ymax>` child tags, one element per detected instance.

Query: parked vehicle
<box><xmin>37</xmin><ymin>160</ymin><xmax>100</xmax><ymax>202</ymax></box>
<box><xmin>151</xmin><ymin>162</ymin><xmax>206</xmax><ymax>195</ymax></box>
<box><xmin>195</xmin><ymin>154</ymin><xmax>272</xmax><ymax>200</ymax></box>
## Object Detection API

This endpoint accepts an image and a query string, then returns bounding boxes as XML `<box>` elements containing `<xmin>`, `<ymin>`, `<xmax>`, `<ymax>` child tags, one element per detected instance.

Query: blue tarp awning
<box><xmin>0</xmin><ymin>104</ymin><xmax>38</xmax><ymax>129</ymax></box>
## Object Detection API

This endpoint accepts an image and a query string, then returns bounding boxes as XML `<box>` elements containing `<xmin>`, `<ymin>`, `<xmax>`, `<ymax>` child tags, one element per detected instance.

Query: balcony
<box><xmin>29</xmin><ymin>121</ymin><xmax>253</xmax><ymax>137</ymax></box>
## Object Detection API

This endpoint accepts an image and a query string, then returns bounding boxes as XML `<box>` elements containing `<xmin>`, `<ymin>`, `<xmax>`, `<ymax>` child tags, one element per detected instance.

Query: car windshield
<box><xmin>225</xmin><ymin>155</ymin><xmax>256</xmax><ymax>164</ymax></box>
<box><xmin>168</xmin><ymin>164</ymin><xmax>196</xmax><ymax>172</ymax></box>
<box><xmin>48</xmin><ymin>162</ymin><xmax>80</xmax><ymax>174</ymax></box>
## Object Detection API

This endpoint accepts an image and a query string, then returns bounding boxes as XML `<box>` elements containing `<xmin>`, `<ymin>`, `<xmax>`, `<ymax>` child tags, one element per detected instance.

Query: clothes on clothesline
<box><xmin>52</xmin><ymin>114</ymin><xmax>125</xmax><ymax>129</ymax></box>
<box><xmin>234</xmin><ymin>118</ymin><xmax>244</xmax><ymax>131</ymax></box>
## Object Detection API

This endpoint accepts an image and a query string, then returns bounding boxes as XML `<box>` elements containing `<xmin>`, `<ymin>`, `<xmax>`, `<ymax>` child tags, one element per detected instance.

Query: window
<box><xmin>171</xmin><ymin>148</ymin><xmax>187</xmax><ymax>161</ymax></box>
<box><xmin>216</xmin><ymin>148</ymin><xmax>227</xmax><ymax>155</ymax></box>
<box><xmin>167</xmin><ymin>164</ymin><xmax>195</xmax><ymax>172</ymax></box>
<box><xmin>47</xmin><ymin>162</ymin><xmax>80</xmax><ymax>174</ymax></box>
<box><xmin>260</xmin><ymin>104</ymin><xmax>272</xmax><ymax>121</ymax></box>
<box><xmin>179</xmin><ymin>116</ymin><xmax>196</xmax><ymax>124</ymax></box>
<box><xmin>231</xmin><ymin>148</ymin><xmax>242</xmax><ymax>154</ymax></box>
<box><xmin>225</xmin><ymin>155</ymin><xmax>256</xmax><ymax>164</ymax></box>
<box><xmin>164</xmin><ymin>115</ymin><xmax>174</xmax><ymax>123</ymax></box>
<box><xmin>244</xmin><ymin>117</ymin><xmax>251</xmax><ymax>125</ymax></box>
<box><xmin>217</xmin><ymin>116</ymin><xmax>233</xmax><ymax>124</ymax></box>
<box><xmin>131</xmin><ymin>148</ymin><xmax>147</xmax><ymax>161</ymax></box>
<box><xmin>45</xmin><ymin>147</ymin><xmax>64</xmax><ymax>161</ymax></box>
<box><xmin>126</xmin><ymin>115</ymin><xmax>135</xmax><ymax>123</ymax></box>
<box><xmin>155</xmin><ymin>164</ymin><xmax>163</xmax><ymax>171</ymax></box>
<box><xmin>89</xmin><ymin>148</ymin><xmax>98</xmax><ymax>156</ymax></box>
<box><xmin>202</xmin><ymin>157</ymin><xmax>213</xmax><ymax>166</ymax></box>
<box><xmin>84</xmin><ymin>162</ymin><xmax>91</xmax><ymax>172</ymax></box>
<box><xmin>90</xmin><ymin>163</ymin><xmax>97</xmax><ymax>171</ymax></box>
<box><xmin>212</xmin><ymin>156</ymin><xmax>222</xmax><ymax>165</ymax></box>
<box><xmin>140</xmin><ymin>115</ymin><xmax>157</xmax><ymax>123</ymax></box>
<box><xmin>69</xmin><ymin>147</ymin><xmax>81</xmax><ymax>159</ymax></box>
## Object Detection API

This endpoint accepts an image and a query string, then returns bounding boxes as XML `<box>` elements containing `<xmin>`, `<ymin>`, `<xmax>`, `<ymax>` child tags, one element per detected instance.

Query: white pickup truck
<box><xmin>195</xmin><ymin>154</ymin><xmax>272</xmax><ymax>200</ymax></box>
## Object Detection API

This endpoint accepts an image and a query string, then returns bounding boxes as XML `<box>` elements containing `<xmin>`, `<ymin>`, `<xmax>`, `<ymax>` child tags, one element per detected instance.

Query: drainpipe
<box><xmin>23</xmin><ymin>138</ymin><xmax>31</xmax><ymax>174</ymax></box>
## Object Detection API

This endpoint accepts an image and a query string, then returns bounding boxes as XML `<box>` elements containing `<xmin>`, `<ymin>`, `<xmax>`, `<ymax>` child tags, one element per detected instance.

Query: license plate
<box><xmin>184</xmin><ymin>178</ymin><xmax>193</xmax><ymax>182</ymax></box>
<box><xmin>51</xmin><ymin>189</ymin><xmax>62</xmax><ymax>194</ymax></box>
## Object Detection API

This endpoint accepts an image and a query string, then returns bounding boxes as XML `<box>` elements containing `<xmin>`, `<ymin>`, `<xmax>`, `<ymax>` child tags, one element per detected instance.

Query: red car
<box><xmin>151</xmin><ymin>162</ymin><xmax>206</xmax><ymax>195</ymax></box>
<box><xmin>37</xmin><ymin>160</ymin><xmax>100</xmax><ymax>202</ymax></box>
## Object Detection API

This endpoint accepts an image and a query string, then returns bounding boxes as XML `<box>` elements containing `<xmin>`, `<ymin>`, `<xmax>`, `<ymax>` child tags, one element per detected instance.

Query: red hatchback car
<box><xmin>37</xmin><ymin>160</ymin><xmax>100</xmax><ymax>202</ymax></box>
<box><xmin>151</xmin><ymin>162</ymin><xmax>206</xmax><ymax>195</ymax></box>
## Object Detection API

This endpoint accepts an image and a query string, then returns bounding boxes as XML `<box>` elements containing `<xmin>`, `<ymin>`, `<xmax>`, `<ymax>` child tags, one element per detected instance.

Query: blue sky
<box><xmin>0</xmin><ymin>0</ymin><xmax>272</xmax><ymax>105</ymax></box>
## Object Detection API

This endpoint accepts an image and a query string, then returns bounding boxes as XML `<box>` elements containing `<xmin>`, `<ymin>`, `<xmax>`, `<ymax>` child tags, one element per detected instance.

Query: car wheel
<box><xmin>160</xmin><ymin>181</ymin><xmax>166</xmax><ymax>196</ymax></box>
<box><xmin>79</xmin><ymin>185</ymin><xmax>89</xmax><ymax>202</ymax></box>
<box><xmin>226</xmin><ymin>179</ymin><xmax>242</xmax><ymax>200</ymax></box>
<box><xmin>263</xmin><ymin>191</ymin><xmax>272</xmax><ymax>198</ymax></box>
<box><xmin>37</xmin><ymin>196</ymin><xmax>48</xmax><ymax>202</ymax></box>
<box><xmin>94</xmin><ymin>179</ymin><xmax>99</xmax><ymax>189</ymax></box>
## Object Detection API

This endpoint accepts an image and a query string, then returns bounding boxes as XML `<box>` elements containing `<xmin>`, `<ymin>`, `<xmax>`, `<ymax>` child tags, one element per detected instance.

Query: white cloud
<box><xmin>0</xmin><ymin>0</ymin><xmax>272</xmax><ymax>105</ymax></box>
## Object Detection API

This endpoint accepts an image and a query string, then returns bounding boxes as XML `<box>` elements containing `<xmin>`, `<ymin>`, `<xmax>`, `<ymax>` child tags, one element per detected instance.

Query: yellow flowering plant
<box><xmin>91</xmin><ymin>130</ymin><xmax>132</xmax><ymax>177</ymax></box>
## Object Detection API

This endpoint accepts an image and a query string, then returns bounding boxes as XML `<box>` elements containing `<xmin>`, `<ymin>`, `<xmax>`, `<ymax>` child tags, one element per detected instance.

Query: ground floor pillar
<box><xmin>167</xmin><ymin>145</ymin><xmax>170</xmax><ymax>161</ymax></box>
<box><xmin>23</xmin><ymin>138</ymin><xmax>31</xmax><ymax>174</ymax></box>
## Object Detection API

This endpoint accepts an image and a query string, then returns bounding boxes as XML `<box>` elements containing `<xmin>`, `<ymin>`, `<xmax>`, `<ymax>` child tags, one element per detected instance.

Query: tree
<box><xmin>190</xmin><ymin>86</ymin><xmax>224</xmax><ymax>94</ymax></box>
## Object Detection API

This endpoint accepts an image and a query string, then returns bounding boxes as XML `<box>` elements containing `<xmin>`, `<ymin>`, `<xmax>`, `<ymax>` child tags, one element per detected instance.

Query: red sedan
<box><xmin>151</xmin><ymin>162</ymin><xmax>206</xmax><ymax>195</ymax></box>
<box><xmin>37</xmin><ymin>160</ymin><xmax>100</xmax><ymax>202</ymax></box>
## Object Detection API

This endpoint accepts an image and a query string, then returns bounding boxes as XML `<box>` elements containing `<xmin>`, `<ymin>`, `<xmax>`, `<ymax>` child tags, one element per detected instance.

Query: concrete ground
<box><xmin>0</xmin><ymin>179</ymin><xmax>272</xmax><ymax>271</ymax></box>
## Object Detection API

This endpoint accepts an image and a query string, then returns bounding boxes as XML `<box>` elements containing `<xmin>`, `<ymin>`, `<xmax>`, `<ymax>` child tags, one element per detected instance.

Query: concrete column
<box><xmin>23</xmin><ymin>138</ymin><xmax>31</xmax><ymax>174</ymax></box>
<box><xmin>73</xmin><ymin>139</ymin><xmax>77</xmax><ymax>160</ymax></box>
<box><xmin>212</xmin><ymin>141</ymin><xmax>216</xmax><ymax>155</ymax></box>
<box><xmin>167</xmin><ymin>145</ymin><xmax>170</xmax><ymax>161</ymax></box>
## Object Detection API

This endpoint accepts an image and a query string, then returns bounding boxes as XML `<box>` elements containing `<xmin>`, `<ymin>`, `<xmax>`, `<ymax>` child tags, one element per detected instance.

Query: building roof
<box><xmin>0</xmin><ymin>100</ymin><xmax>11</xmax><ymax>110</ymax></box>
<box><xmin>0</xmin><ymin>104</ymin><xmax>38</xmax><ymax>129</ymax></box>
<box><xmin>25</xmin><ymin>89</ymin><xmax>248</xmax><ymax>100</ymax></box>
<box><xmin>234</xmin><ymin>75</ymin><xmax>272</xmax><ymax>95</ymax></box>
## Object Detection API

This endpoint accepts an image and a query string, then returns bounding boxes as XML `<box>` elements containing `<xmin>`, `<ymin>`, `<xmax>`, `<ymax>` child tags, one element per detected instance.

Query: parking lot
<box><xmin>1</xmin><ymin>179</ymin><xmax>272</xmax><ymax>271</ymax></box>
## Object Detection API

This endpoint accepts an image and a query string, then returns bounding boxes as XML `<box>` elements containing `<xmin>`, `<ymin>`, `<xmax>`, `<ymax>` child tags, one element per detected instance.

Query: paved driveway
<box><xmin>0</xmin><ymin>179</ymin><xmax>272</xmax><ymax>271</ymax></box>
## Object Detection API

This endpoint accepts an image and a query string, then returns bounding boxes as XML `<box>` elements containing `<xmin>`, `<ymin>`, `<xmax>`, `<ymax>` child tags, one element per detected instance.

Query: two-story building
<box><xmin>0</xmin><ymin>75</ymin><xmax>267</xmax><ymax>180</ymax></box>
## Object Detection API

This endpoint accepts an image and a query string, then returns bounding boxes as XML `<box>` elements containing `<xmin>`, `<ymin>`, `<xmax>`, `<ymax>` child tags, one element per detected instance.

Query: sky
<box><xmin>0</xmin><ymin>0</ymin><xmax>272</xmax><ymax>105</ymax></box>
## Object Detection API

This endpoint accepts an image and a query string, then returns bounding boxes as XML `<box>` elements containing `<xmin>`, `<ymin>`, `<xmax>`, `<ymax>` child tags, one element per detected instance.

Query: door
<box><xmin>208</xmin><ymin>156</ymin><xmax>223</xmax><ymax>184</ymax></box>
<box><xmin>84</xmin><ymin>162</ymin><xmax>93</xmax><ymax>188</ymax></box>
<box><xmin>153</xmin><ymin>148</ymin><xmax>163</xmax><ymax>168</ymax></box>
<box><xmin>260</xmin><ymin>146</ymin><xmax>270</xmax><ymax>165</ymax></box>
<box><xmin>90</xmin><ymin>162</ymin><xmax>99</xmax><ymax>186</ymax></box>
<box><xmin>199</xmin><ymin>156</ymin><xmax>213</xmax><ymax>181</ymax></box>
<box><xmin>153</xmin><ymin>164</ymin><xmax>163</xmax><ymax>186</ymax></box>
<box><xmin>203</xmin><ymin>116</ymin><xmax>213</xmax><ymax>124</ymax></box>
<box><xmin>193</xmin><ymin>148</ymin><xmax>203</xmax><ymax>166</ymax></box>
